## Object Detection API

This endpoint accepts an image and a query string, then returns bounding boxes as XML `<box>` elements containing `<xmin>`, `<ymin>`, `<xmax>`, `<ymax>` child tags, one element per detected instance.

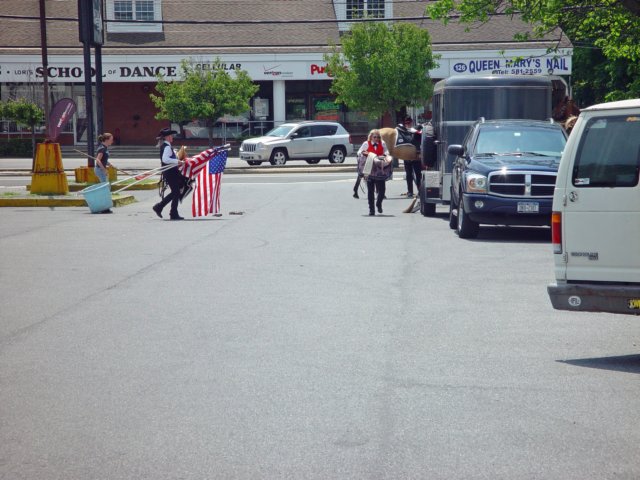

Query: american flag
<box><xmin>192</xmin><ymin>149</ymin><xmax>228</xmax><ymax>217</ymax></box>
<box><xmin>179</xmin><ymin>147</ymin><xmax>217</xmax><ymax>178</ymax></box>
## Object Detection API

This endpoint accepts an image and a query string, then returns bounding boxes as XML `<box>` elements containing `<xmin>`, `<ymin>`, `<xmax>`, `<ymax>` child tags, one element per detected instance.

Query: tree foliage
<box><xmin>151</xmin><ymin>59</ymin><xmax>258</xmax><ymax>145</ymax></box>
<box><xmin>427</xmin><ymin>0</ymin><xmax>640</xmax><ymax>101</ymax></box>
<box><xmin>1</xmin><ymin>98</ymin><xmax>43</xmax><ymax>128</ymax></box>
<box><xmin>0</xmin><ymin>98</ymin><xmax>44</xmax><ymax>154</ymax></box>
<box><xmin>324</xmin><ymin>22</ymin><xmax>438</xmax><ymax>122</ymax></box>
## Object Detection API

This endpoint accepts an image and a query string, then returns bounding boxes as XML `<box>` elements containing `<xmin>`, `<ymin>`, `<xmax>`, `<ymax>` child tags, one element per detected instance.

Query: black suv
<box><xmin>448</xmin><ymin>119</ymin><xmax>567</xmax><ymax>238</ymax></box>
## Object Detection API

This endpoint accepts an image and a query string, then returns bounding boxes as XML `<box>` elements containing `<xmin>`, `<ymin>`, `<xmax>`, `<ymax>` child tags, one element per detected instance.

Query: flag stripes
<box><xmin>191</xmin><ymin>149</ymin><xmax>228</xmax><ymax>217</ymax></box>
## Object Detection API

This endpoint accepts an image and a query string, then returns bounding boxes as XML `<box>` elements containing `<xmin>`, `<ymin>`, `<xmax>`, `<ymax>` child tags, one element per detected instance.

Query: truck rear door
<box><xmin>560</xmin><ymin>112</ymin><xmax>640</xmax><ymax>282</ymax></box>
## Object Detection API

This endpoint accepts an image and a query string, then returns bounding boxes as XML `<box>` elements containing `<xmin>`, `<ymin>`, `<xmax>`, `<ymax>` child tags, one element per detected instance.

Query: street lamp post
<box><xmin>78</xmin><ymin>0</ymin><xmax>104</xmax><ymax>165</ymax></box>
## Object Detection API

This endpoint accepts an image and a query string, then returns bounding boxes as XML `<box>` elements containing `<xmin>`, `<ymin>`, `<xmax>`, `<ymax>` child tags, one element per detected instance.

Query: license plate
<box><xmin>241</xmin><ymin>154</ymin><xmax>253</xmax><ymax>160</ymax></box>
<box><xmin>517</xmin><ymin>202</ymin><xmax>539</xmax><ymax>213</ymax></box>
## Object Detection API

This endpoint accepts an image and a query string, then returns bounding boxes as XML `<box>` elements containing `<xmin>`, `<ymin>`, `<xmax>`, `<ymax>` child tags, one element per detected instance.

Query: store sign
<box><xmin>0</xmin><ymin>52</ymin><xmax>571</xmax><ymax>83</ymax></box>
<box><xmin>261</xmin><ymin>64</ymin><xmax>294</xmax><ymax>78</ymax></box>
<box><xmin>310</xmin><ymin>64</ymin><xmax>333</xmax><ymax>77</ymax></box>
<box><xmin>0</xmin><ymin>58</ymin><xmax>335</xmax><ymax>82</ymax></box>
<box><xmin>449</xmin><ymin>55</ymin><xmax>571</xmax><ymax>76</ymax></box>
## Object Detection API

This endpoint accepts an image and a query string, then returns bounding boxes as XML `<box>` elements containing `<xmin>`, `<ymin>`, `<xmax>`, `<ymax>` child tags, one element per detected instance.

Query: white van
<box><xmin>548</xmin><ymin>99</ymin><xmax>640</xmax><ymax>315</ymax></box>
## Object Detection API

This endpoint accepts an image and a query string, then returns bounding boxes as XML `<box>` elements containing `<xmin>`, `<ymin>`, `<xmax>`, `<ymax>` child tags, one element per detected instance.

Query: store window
<box><xmin>312</xmin><ymin>96</ymin><xmax>341</xmax><ymax>121</ymax></box>
<box><xmin>106</xmin><ymin>0</ymin><xmax>162</xmax><ymax>32</ymax></box>
<box><xmin>286</xmin><ymin>97</ymin><xmax>307</xmax><ymax>121</ymax></box>
<box><xmin>0</xmin><ymin>83</ymin><xmax>74</xmax><ymax>136</ymax></box>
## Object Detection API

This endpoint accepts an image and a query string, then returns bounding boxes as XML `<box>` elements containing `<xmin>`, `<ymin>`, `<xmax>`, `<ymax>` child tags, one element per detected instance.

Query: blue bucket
<box><xmin>81</xmin><ymin>182</ymin><xmax>113</xmax><ymax>213</ymax></box>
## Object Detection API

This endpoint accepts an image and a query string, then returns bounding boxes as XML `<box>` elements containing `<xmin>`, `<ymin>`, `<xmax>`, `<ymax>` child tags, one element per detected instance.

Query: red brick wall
<box><xmin>103</xmin><ymin>83</ymin><xmax>166</xmax><ymax>145</ymax></box>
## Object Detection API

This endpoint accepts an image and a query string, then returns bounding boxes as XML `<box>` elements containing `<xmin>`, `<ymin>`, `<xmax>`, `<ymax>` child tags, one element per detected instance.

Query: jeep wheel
<box><xmin>328</xmin><ymin>146</ymin><xmax>346</xmax><ymax>164</ymax></box>
<box><xmin>269</xmin><ymin>149</ymin><xmax>287</xmax><ymax>166</ymax></box>
<box><xmin>306</xmin><ymin>159</ymin><xmax>321</xmax><ymax>164</ymax></box>
<box><xmin>247</xmin><ymin>160</ymin><xmax>261</xmax><ymax>166</ymax></box>
<box><xmin>457</xmin><ymin>194</ymin><xmax>479</xmax><ymax>239</ymax></box>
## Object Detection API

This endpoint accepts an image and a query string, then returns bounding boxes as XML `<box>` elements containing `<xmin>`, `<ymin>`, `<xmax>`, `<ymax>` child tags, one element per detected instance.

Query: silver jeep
<box><xmin>239</xmin><ymin>121</ymin><xmax>353</xmax><ymax>166</ymax></box>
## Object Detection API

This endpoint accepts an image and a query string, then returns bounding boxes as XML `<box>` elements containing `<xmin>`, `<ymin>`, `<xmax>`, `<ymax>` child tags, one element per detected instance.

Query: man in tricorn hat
<box><xmin>152</xmin><ymin>127</ymin><xmax>186</xmax><ymax>220</ymax></box>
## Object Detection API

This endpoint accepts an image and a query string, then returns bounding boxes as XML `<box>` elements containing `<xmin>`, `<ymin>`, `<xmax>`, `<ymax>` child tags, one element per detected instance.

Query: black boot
<box><xmin>152</xmin><ymin>203</ymin><xmax>163</xmax><ymax>218</ymax></box>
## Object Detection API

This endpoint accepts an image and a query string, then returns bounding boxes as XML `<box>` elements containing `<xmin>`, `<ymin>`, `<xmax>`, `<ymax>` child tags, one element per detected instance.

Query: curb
<box><xmin>0</xmin><ymin>193</ymin><xmax>136</xmax><ymax>208</ymax></box>
<box><xmin>26</xmin><ymin>181</ymin><xmax>160</xmax><ymax>192</ymax></box>
<box><xmin>225</xmin><ymin>166</ymin><xmax>354</xmax><ymax>174</ymax></box>
<box><xmin>0</xmin><ymin>165</ymin><xmax>356</xmax><ymax>176</ymax></box>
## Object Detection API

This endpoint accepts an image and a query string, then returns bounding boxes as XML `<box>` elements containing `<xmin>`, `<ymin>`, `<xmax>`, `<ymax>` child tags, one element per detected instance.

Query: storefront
<box><xmin>0</xmin><ymin>48</ymin><xmax>572</xmax><ymax>145</ymax></box>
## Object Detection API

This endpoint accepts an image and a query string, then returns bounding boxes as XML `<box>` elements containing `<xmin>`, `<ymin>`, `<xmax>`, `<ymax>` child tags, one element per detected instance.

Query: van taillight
<box><xmin>551</xmin><ymin>211</ymin><xmax>562</xmax><ymax>254</ymax></box>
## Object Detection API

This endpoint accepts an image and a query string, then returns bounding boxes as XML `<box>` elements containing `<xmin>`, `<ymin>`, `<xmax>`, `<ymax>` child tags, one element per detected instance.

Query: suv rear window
<box><xmin>573</xmin><ymin>115</ymin><xmax>640</xmax><ymax>187</ymax></box>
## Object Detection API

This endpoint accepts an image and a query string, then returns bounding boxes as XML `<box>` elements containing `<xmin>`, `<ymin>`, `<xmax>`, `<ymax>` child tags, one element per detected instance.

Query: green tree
<box><xmin>324</xmin><ymin>22</ymin><xmax>438</xmax><ymax>123</ymax></box>
<box><xmin>1</xmin><ymin>98</ymin><xmax>44</xmax><ymax>155</ymax></box>
<box><xmin>151</xmin><ymin>59</ymin><xmax>258</xmax><ymax>146</ymax></box>
<box><xmin>426</xmin><ymin>0</ymin><xmax>640</xmax><ymax>101</ymax></box>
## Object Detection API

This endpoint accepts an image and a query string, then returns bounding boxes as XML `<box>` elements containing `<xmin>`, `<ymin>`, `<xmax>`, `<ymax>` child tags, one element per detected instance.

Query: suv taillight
<box><xmin>349</xmin><ymin>135</ymin><xmax>353</xmax><ymax>145</ymax></box>
<box><xmin>551</xmin><ymin>211</ymin><xmax>562</xmax><ymax>254</ymax></box>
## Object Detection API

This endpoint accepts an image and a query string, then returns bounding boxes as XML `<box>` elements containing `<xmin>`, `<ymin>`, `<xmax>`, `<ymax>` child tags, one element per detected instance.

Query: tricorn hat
<box><xmin>157</xmin><ymin>127</ymin><xmax>178</xmax><ymax>138</ymax></box>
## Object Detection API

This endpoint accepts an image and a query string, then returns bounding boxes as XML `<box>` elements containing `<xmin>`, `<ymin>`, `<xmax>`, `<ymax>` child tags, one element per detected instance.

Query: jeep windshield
<box><xmin>264</xmin><ymin>125</ymin><xmax>295</xmax><ymax>137</ymax></box>
<box><xmin>475</xmin><ymin>127</ymin><xmax>566</xmax><ymax>157</ymax></box>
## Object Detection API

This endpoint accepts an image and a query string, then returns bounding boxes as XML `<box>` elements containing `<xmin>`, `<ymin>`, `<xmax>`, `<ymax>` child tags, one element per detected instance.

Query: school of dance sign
<box><xmin>0</xmin><ymin>57</ymin><xmax>331</xmax><ymax>83</ymax></box>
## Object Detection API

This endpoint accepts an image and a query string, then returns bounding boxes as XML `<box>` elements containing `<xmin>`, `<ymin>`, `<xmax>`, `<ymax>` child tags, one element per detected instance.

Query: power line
<box><xmin>0</xmin><ymin>13</ymin><xmax>430</xmax><ymax>25</ymax></box>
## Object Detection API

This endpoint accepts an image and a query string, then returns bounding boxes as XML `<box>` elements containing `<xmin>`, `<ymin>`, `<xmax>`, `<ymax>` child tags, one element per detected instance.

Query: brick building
<box><xmin>0</xmin><ymin>0</ymin><xmax>573</xmax><ymax>147</ymax></box>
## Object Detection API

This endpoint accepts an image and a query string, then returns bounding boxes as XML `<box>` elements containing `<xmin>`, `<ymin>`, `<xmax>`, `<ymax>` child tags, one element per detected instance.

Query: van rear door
<box><xmin>560</xmin><ymin>112</ymin><xmax>640</xmax><ymax>282</ymax></box>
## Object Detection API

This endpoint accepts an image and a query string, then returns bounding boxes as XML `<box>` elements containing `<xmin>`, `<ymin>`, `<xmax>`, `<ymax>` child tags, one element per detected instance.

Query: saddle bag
<box><xmin>362</xmin><ymin>152</ymin><xmax>376</xmax><ymax>178</ymax></box>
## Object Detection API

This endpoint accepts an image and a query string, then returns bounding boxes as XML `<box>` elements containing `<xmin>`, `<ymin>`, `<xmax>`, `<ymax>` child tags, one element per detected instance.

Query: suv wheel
<box><xmin>328</xmin><ymin>146</ymin><xmax>346</xmax><ymax>164</ymax></box>
<box><xmin>448</xmin><ymin>189</ymin><xmax>457</xmax><ymax>229</ymax></box>
<box><xmin>457</xmin><ymin>194</ymin><xmax>479</xmax><ymax>239</ymax></box>
<box><xmin>269</xmin><ymin>149</ymin><xmax>287</xmax><ymax>166</ymax></box>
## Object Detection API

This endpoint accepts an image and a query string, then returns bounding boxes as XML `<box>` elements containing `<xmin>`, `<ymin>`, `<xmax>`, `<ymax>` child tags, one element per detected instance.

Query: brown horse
<box><xmin>379</xmin><ymin>127</ymin><xmax>420</xmax><ymax>162</ymax></box>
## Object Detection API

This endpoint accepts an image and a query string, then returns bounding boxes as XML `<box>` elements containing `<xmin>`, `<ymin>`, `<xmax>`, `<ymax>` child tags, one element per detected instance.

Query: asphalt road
<box><xmin>1</xmin><ymin>172</ymin><xmax>638</xmax><ymax>479</ymax></box>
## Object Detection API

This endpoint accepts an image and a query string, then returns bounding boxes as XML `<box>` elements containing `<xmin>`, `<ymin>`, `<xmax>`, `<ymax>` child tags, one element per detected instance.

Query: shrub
<box><xmin>0</xmin><ymin>138</ymin><xmax>44</xmax><ymax>157</ymax></box>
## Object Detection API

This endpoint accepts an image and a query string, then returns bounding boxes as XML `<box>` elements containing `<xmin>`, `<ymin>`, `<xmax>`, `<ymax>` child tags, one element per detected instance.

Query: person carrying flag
<box><xmin>152</xmin><ymin>127</ymin><xmax>187</xmax><ymax>220</ymax></box>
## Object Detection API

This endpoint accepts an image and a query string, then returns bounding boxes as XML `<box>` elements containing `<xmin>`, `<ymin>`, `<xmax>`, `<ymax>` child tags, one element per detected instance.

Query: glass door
<box><xmin>72</xmin><ymin>91</ymin><xmax>97</xmax><ymax>145</ymax></box>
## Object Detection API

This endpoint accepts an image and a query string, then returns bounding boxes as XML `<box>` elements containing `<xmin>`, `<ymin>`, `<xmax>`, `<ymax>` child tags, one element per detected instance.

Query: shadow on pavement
<box><xmin>558</xmin><ymin>354</ymin><xmax>640</xmax><ymax>375</ymax></box>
